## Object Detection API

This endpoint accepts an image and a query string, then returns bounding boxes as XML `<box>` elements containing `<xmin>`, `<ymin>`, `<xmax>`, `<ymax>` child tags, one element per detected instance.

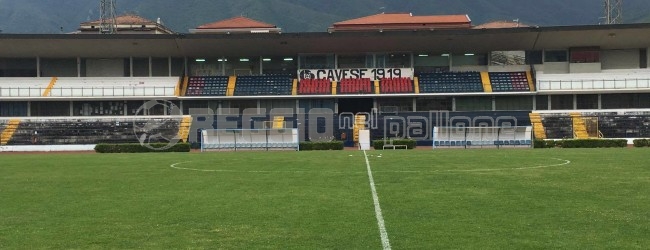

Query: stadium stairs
<box><xmin>570</xmin><ymin>112</ymin><xmax>590</xmax><ymax>139</ymax></box>
<box><xmin>177</xmin><ymin>116</ymin><xmax>192</xmax><ymax>142</ymax></box>
<box><xmin>353</xmin><ymin>114</ymin><xmax>366</xmax><ymax>144</ymax></box>
<box><xmin>529</xmin><ymin>113</ymin><xmax>546</xmax><ymax>139</ymax></box>
<box><xmin>0</xmin><ymin>119</ymin><xmax>21</xmax><ymax>145</ymax></box>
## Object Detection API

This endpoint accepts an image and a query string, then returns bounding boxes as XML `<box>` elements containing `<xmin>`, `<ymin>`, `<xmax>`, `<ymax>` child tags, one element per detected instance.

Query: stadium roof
<box><xmin>78</xmin><ymin>14</ymin><xmax>174</xmax><ymax>34</ymax></box>
<box><xmin>191</xmin><ymin>16</ymin><xmax>281</xmax><ymax>34</ymax></box>
<box><xmin>474</xmin><ymin>20</ymin><xmax>530</xmax><ymax>29</ymax></box>
<box><xmin>1</xmin><ymin>23</ymin><xmax>650</xmax><ymax>58</ymax></box>
<box><xmin>81</xmin><ymin>14</ymin><xmax>158</xmax><ymax>26</ymax></box>
<box><xmin>196</xmin><ymin>16</ymin><xmax>277</xmax><ymax>29</ymax></box>
<box><xmin>329</xmin><ymin>13</ymin><xmax>471</xmax><ymax>32</ymax></box>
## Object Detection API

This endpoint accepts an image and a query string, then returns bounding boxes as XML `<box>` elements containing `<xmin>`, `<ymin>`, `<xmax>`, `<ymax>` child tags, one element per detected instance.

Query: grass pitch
<box><xmin>0</xmin><ymin>149</ymin><xmax>649</xmax><ymax>249</ymax></box>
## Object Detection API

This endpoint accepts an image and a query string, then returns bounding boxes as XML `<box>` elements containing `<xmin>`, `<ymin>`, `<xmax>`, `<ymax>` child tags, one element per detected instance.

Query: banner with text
<box><xmin>298</xmin><ymin>68</ymin><xmax>413</xmax><ymax>81</ymax></box>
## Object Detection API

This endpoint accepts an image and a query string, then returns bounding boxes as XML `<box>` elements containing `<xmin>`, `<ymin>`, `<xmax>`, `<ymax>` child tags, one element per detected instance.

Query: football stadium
<box><xmin>1</xmin><ymin>4</ymin><xmax>650</xmax><ymax>249</ymax></box>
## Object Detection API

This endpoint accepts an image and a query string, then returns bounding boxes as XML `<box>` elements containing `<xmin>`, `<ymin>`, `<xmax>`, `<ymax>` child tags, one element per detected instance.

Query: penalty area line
<box><xmin>363</xmin><ymin>150</ymin><xmax>392</xmax><ymax>250</ymax></box>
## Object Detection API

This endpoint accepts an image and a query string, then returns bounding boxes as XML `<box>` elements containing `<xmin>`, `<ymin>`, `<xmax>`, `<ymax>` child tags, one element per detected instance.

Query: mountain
<box><xmin>1</xmin><ymin>0</ymin><xmax>650</xmax><ymax>34</ymax></box>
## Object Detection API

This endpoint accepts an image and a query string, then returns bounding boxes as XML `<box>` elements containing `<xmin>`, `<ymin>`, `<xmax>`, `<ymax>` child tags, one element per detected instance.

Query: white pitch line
<box><xmin>363</xmin><ymin>150</ymin><xmax>392</xmax><ymax>250</ymax></box>
<box><xmin>169</xmin><ymin>161</ymin><xmax>349</xmax><ymax>174</ymax></box>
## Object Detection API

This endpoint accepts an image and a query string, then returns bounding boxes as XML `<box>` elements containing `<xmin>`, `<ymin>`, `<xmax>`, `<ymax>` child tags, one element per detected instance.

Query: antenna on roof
<box><xmin>99</xmin><ymin>0</ymin><xmax>117</xmax><ymax>34</ymax></box>
<box><xmin>379</xmin><ymin>7</ymin><xmax>385</xmax><ymax>14</ymax></box>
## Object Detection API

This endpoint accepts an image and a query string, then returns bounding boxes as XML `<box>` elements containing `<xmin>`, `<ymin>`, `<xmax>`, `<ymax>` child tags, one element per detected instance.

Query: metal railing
<box><xmin>538</xmin><ymin>78</ymin><xmax>650</xmax><ymax>91</ymax></box>
<box><xmin>0</xmin><ymin>86</ymin><xmax>176</xmax><ymax>97</ymax></box>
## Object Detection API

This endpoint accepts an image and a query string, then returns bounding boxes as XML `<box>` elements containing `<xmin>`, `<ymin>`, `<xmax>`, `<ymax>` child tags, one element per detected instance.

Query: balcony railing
<box><xmin>0</xmin><ymin>86</ymin><xmax>176</xmax><ymax>97</ymax></box>
<box><xmin>538</xmin><ymin>78</ymin><xmax>650</xmax><ymax>91</ymax></box>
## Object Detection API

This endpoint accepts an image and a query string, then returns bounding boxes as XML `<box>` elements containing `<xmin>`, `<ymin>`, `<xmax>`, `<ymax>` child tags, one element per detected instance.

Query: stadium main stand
<box><xmin>3</xmin><ymin>13</ymin><xmax>650</xmax><ymax>150</ymax></box>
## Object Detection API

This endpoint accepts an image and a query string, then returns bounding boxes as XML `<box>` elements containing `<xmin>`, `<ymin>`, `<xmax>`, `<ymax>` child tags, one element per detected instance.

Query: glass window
<box><xmin>452</xmin><ymin>53</ymin><xmax>488</xmax><ymax>66</ymax></box>
<box><xmin>132</xmin><ymin>57</ymin><xmax>149</xmax><ymax>77</ymax></box>
<box><xmin>416</xmin><ymin>97</ymin><xmax>452</xmax><ymax>111</ymax></box>
<box><xmin>151</xmin><ymin>57</ymin><xmax>169</xmax><ymax>76</ymax></box>
<box><xmin>490</xmin><ymin>51</ymin><xmax>526</xmax><ymax>65</ymax></box>
<box><xmin>576</xmin><ymin>94</ymin><xmax>598</xmax><ymax>109</ymax></box>
<box><xmin>0</xmin><ymin>58</ymin><xmax>37</xmax><ymax>77</ymax></box>
<box><xmin>262</xmin><ymin>56</ymin><xmax>297</xmax><ymax>77</ymax></box>
<box><xmin>337</xmin><ymin>54</ymin><xmax>367</xmax><ymax>68</ymax></box>
<box><xmin>456</xmin><ymin>96</ymin><xmax>492</xmax><ymax>111</ymax></box>
<box><xmin>536</xmin><ymin>95</ymin><xmax>549</xmax><ymax>110</ymax></box>
<box><xmin>570</xmin><ymin>47</ymin><xmax>600</xmax><ymax>63</ymax></box>
<box><xmin>544</xmin><ymin>50</ymin><xmax>568</xmax><ymax>62</ymax></box>
<box><xmin>525</xmin><ymin>51</ymin><xmax>543</xmax><ymax>65</ymax></box>
<box><xmin>299</xmin><ymin>54</ymin><xmax>335</xmax><ymax>69</ymax></box>
<box><xmin>495</xmin><ymin>96</ymin><xmax>533</xmax><ymax>110</ymax></box>
<box><xmin>550</xmin><ymin>95</ymin><xmax>573</xmax><ymax>110</ymax></box>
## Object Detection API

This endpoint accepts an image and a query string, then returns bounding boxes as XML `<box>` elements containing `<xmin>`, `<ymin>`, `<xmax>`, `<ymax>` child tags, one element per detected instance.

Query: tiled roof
<box><xmin>474</xmin><ymin>20</ymin><xmax>529</xmax><ymax>29</ymax></box>
<box><xmin>81</xmin><ymin>14</ymin><xmax>157</xmax><ymax>26</ymax></box>
<box><xmin>196</xmin><ymin>16</ymin><xmax>277</xmax><ymax>29</ymax></box>
<box><xmin>333</xmin><ymin>13</ymin><xmax>471</xmax><ymax>26</ymax></box>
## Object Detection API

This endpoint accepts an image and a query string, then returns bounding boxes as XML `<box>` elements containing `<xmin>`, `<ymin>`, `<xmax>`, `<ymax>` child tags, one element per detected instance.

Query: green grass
<box><xmin>1</xmin><ymin>149</ymin><xmax>649</xmax><ymax>249</ymax></box>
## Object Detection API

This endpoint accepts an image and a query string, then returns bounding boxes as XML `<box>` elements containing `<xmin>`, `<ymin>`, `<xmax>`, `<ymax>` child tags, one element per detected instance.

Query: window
<box><xmin>525</xmin><ymin>51</ymin><xmax>543</xmax><ymax>64</ymax></box>
<box><xmin>544</xmin><ymin>50</ymin><xmax>567</xmax><ymax>62</ymax></box>
<box><xmin>570</xmin><ymin>47</ymin><xmax>600</xmax><ymax>63</ymax></box>
<box><xmin>550</xmin><ymin>95</ymin><xmax>573</xmax><ymax>110</ymax></box>
<box><xmin>490</xmin><ymin>51</ymin><xmax>525</xmax><ymax>65</ymax></box>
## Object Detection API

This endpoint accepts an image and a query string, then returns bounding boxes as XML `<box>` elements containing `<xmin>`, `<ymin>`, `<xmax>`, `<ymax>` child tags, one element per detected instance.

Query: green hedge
<box><xmin>299</xmin><ymin>141</ymin><xmax>344</xmax><ymax>151</ymax></box>
<box><xmin>534</xmin><ymin>139</ymin><xmax>626</xmax><ymax>148</ymax></box>
<box><xmin>633</xmin><ymin>139</ymin><xmax>649</xmax><ymax>147</ymax></box>
<box><xmin>95</xmin><ymin>143</ymin><xmax>191</xmax><ymax>153</ymax></box>
<box><xmin>373</xmin><ymin>139</ymin><xmax>416</xmax><ymax>150</ymax></box>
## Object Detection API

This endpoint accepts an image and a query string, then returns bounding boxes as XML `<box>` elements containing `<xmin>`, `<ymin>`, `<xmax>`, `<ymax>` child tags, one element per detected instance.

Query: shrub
<box><xmin>557</xmin><ymin>139</ymin><xmax>626</xmax><ymax>148</ymax></box>
<box><xmin>633</xmin><ymin>139</ymin><xmax>648</xmax><ymax>147</ymax></box>
<box><xmin>95</xmin><ymin>143</ymin><xmax>191</xmax><ymax>153</ymax></box>
<box><xmin>373</xmin><ymin>139</ymin><xmax>416</xmax><ymax>150</ymax></box>
<box><xmin>299</xmin><ymin>141</ymin><xmax>344</xmax><ymax>151</ymax></box>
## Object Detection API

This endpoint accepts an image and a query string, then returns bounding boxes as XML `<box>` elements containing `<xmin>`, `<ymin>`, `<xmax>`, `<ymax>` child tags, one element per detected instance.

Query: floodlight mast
<box><xmin>603</xmin><ymin>0</ymin><xmax>623</xmax><ymax>24</ymax></box>
<box><xmin>99</xmin><ymin>0</ymin><xmax>118</xmax><ymax>34</ymax></box>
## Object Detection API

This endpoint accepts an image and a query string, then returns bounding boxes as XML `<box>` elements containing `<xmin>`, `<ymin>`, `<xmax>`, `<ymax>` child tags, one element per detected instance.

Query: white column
<box><xmin>77</xmin><ymin>57</ymin><xmax>81</xmax><ymax>77</ymax></box>
<box><xmin>69</xmin><ymin>101</ymin><xmax>74</xmax><ymax>116</ymax></box>
<box><xmin>149</xmin><ymin>56</ymin><xmax>153</xmax><ymax>77</ymax></box>
<box><xmin>27</xmin><ymin>101</ymin><xmax>31</xmax><ymax>116</ymax></box>
<box><xmin>573</xmin><ymin>94</ymin><xmax>578</xmax><ymax>110</ymax></box>
<box><xmin>412</xmin><ymin>97</ymin><xmax>417</xmax><ymax>112</ymax></box>
<box><xmin>452</xmin><ymin>97</ymin><xmax>456</xmax><ymax>111</ymax></box>
<box><xmin>598</xmin><ymin>94</ymin><xmax>602</xmax><ymax>109</ymax></box>
<box><xmin>36</xmin><ymin>57</ymin><xmax>41</xmax><ymax>77</ymax></box>
<box><xmin>168</xmin><ymin>56</ymin><xmax>172</xmax><ymax>77</ymax></box>
<box><xmin>548</xmin><ymin>95</ymin><xmax>552</xmax><ymax>110</ymax></box>
<box><xmin>129</xmin><ymin>57</ymin><xmax>134</xmax><ymax>77</ymax></box>
<box><xmin>532</xmin><ymin>95</ymin><xmax>537</xmax><ymax>111</ymax></box>
<box><xmin>492</xmin><ymin>96</ymin><xmax>496</xmax><ymax>111</ymax></box>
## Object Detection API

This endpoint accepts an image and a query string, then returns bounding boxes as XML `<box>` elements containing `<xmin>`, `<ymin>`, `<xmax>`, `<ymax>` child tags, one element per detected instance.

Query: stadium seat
<box><xmin>379</xmin><ymin>77</ymin><xmax>414</xmax><ymax>94</ymax></box>
<box><xmin>489</xmin><ymin>72</ymin><xmax>530</xmax><ymax>92</ymax></box>
<box><xmin>234</xmin><ymin>75</ymin><xmax>293</xmax><ymax>96</ymax></box>
<box><xmin>186</xmin><ymin>76</ymin><xmax>229</xmax><ymax>96</ymax></box>
<box><xmin>417</xmin><ymin>72</ymin><xmax>484</xmax><ymax>93</ymax></box>
<box><xmin>298</xmin><ymin>79</ymin><xmax>332</xmax><ymax>95</ymax></box>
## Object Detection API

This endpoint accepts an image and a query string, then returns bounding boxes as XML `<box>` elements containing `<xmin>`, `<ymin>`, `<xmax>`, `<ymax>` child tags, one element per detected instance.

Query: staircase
<box><xmin>529</xmin><ymin>113</ymin><xmax>546</xmax><ymax>139</ymax></box>
<box><xmin>177</xmin><ymin>116</ymin><xmax>192</xmax><ymax>143</ymax></box>
<box><xmin>570</xmin><ymin>112</ymin><xmax>589</xmax><ymax>139</ymax></box>
<box><xmin>353</xmin><ymin>114</ymin><xmax>367</xmax><ymax>143</ymax></box>
<box><xmin>0</xmin><ymin>119</ymin><xmax>21</xmax><ymax>145</ymax></box>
